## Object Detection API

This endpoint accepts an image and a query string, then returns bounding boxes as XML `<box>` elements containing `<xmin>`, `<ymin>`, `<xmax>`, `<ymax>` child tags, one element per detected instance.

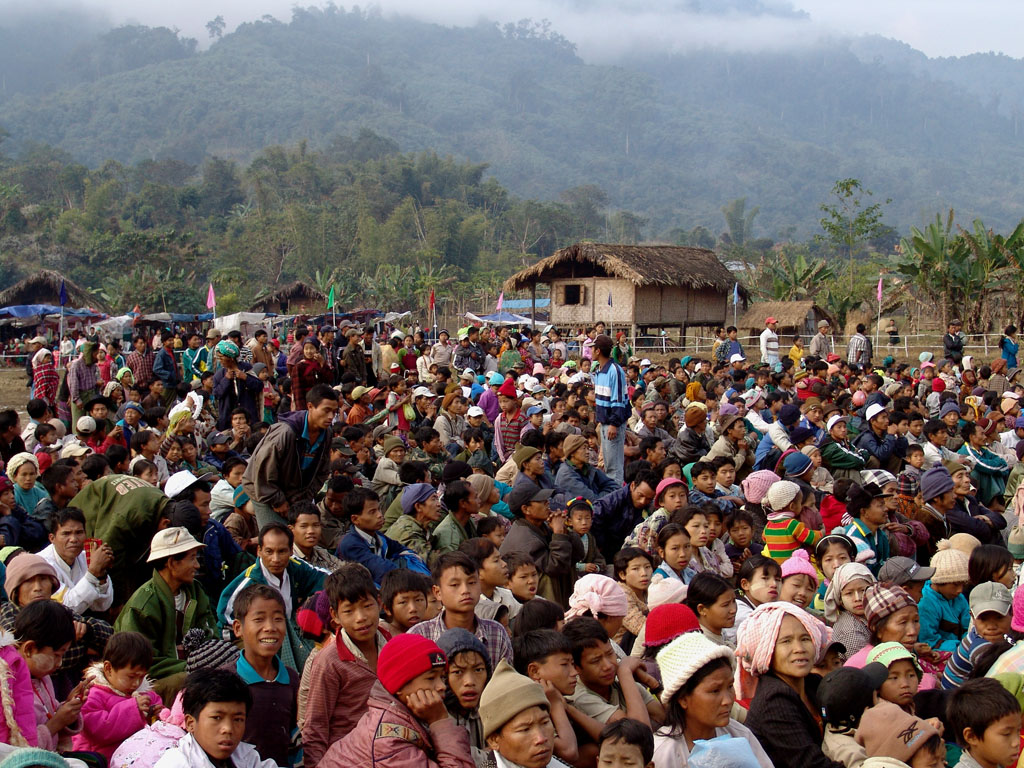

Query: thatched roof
<box><xmin>248</xmin><ymin>281</ymin><xmax>326</xmax><ymax>311</ymax></box>
<box><xmin>737</xmin><ymin>301</ymin><xmax>835</xmax><ymax>330</ymax></box>
<box><xmin>0</xmin><ymin>270</ymin><xmax>106</xmax><ymax>312</ymax></box>
<box><xmin>503</xmin><ymin>243</ymin><xmax>743</xmax><ymax>294</ymax></box>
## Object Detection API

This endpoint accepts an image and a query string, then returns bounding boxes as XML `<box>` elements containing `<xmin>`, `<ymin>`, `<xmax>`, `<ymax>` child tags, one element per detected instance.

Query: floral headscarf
<box><xmin>215</xmin><ymin>340</ymin><xmax>239</xmax><ymax>359</ymax></box>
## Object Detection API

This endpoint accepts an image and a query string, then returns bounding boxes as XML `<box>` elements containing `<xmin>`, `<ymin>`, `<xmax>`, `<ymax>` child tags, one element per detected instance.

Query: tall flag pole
<box><xmin>875</xmin><ymin>276</ymin><xmax>883</xmax><ymax>352</ymax></box>
<box><xmin>59</xmin><ymin>280</ymin><xmax>67</xmax><ymax>368</ymax></box>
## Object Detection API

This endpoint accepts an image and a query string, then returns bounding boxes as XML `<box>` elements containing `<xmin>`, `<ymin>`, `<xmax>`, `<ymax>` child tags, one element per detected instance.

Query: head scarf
<box><xmin>79</xmin><ymin>341</ymin><xmax>98</xmax><ymax>366</ymax></box>
<box><xmin>734</xmin><ymin>602</ymin><xmax>825</xmax><ymax>699</ymax></box>
<box><xmin>215</xmin><ymin>340</ymin><xmax>239</xmax><ymax>359</ymax></box>
<box><xmin>102</xmin><ymin>381</ymin><xmax>122</xmax><ymax>399</ymax></box>
<box><xmin>467</xmin><ymin>474</ymin><xmax>496</xmax><ymax>507</ymax></box>
<box><xmin>168</xmin><ymin>408</ymin><xmax>193</xmax><ymax>434</ymax></box>
<box><xmin>685</xmin><ymin>382</ymin><xmax>704</xmax><ymax>403</ymax></box>
<box><xmin>5</xmin><ymin>452</ymin><xmax>39</xmax><ymax>482</ymax></box>
<box><xmin>563</xmin><ymin>574</ymin><xmax>629</xmax><ymax>621</ymax></box>
<box><xmin>116</xmin><ymin>366</ymin><xmax>134</xmax><ymax>384</ymax></box>
<box><xmin>31</xmin><ymin>348</ymin><xmax>52</xmax><ymax>368</ymax></box>
<box><xmin>823</xmin><ymin>562</ymin><xmax>875</xmax><ymax>623</ymax></box>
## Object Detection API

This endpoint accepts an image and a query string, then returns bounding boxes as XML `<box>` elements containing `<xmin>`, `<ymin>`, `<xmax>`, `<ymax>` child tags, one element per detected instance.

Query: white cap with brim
<box><xmin>865</xmin><ymin>403</ymin><xmax>887</xmax><ymax>422</ymax></box>
<box><xmin>467</xmin><ymin>406</ymin><xmax>485</xmax><ymax>418</ymax></box>
<box><xmin>729</xmin><ymin>354</ymin><xmax>745</xmax><ymax>363</ymax></box>
<box><xmin>148</xmin><ymin>526</ymin><xmax>205</xmax><ymax>562</ymax></box>
<box><xmin>164</xmin><ymin>469</ymin><xmax>219</xmax><ymax>499</ymax></box>
<box><xmin>59</xmin><ymin>442</ymin><xmax>90</xmax><ymax>459</ymax></box>
<box><xmin>969</xmin><ymin>581</ymin><xmax>1013</xmax><ymax>617</ymax></box>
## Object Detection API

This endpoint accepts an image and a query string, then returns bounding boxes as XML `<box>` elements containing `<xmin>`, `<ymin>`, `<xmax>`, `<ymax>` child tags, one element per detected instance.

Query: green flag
<box><xmin>327</xmin><ymin>285</ymin><xmax>335</xmax><ymax>308</ymax></box>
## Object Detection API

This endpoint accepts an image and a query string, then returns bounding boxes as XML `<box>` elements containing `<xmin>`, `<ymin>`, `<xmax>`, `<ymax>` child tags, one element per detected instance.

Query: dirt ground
<box><xmin>0</xmin><ymin>368</ymin><xmax>30</xmax><ymax>414</ymax></box>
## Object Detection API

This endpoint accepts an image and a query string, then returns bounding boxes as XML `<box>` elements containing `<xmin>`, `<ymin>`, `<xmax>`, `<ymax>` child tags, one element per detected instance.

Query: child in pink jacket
<box><xmin>72</xmin><ymin>632</ymin><xmax>166</xmax><ymax>761</ymax></box>
<box><xmin>0</xmin><ymin>630</ymin><xmax>38</xmax><ymax>752</ymax></box>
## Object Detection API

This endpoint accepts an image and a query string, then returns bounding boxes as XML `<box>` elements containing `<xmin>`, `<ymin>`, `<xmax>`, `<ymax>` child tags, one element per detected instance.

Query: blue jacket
<box><xmin>553</xmin><ymin>460</ymin><xmax>619</xmax><ymax>503</ymax></box>
<box><xmin>153</xmin><ymin>347</ymin><xmax>181</xmax><ymax>387</ymax></box>
<box><xmin>592</xmin><ymin>483</ymin><xmax>647</xmax><ymax>555</ymax></box>
<box><xmin>918</xmin><ymin>581</ymin><xmax>970</xmax><ymax>652</ymax></box>
<box><xmin>336</xmin><ymin>528</ymin><xmax>430</xmax><ymax>586</ymax></box>
<box><xmin>594</xmin><ymin>359</ymin><xmax>629</xmax><ymax>427</ymax></box>
<box><xmin>853</xmin><ymin>427</ymin><xmax>897</xmax><ymax>463</ymax></box>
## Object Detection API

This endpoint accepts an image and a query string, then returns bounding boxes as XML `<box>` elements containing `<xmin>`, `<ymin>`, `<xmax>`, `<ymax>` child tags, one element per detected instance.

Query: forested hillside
<box><xmin>4</xmin><ymin>6</ymin><xmax>1024</xmax><ymax>237</ymax></box>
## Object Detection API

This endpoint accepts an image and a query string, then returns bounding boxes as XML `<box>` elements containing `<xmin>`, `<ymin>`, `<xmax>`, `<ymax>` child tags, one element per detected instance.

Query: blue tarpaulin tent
<box><xmin>0</xmin><ymin>305</ymin><xmax>104</xmax><ymax>319</ymax></box>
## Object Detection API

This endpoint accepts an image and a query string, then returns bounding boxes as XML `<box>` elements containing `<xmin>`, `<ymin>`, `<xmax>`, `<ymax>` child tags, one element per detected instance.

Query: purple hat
<box><xmin>920</xmin><ymin>466</ymin><xmax>954</xmax><ymax>502</ymax></box>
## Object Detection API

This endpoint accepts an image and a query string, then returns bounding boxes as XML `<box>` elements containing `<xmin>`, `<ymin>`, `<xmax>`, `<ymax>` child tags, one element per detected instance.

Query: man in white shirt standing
<box><xmin>759</xmin><ymin>316</ymin><xmax>780</xmax><ymax>365</ymax></box>
<box><xmin>39</xmin><ymin>507</ymin><xmax>115</xmax><ymax>614</ymax></box>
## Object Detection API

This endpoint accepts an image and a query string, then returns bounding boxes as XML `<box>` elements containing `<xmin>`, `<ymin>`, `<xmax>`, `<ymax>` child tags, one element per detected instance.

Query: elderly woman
<box><xmin>31</xmin><ymin>347</ymin><xmax>59</xmax><ymax>407</ymax></box>
<box><xmin>738</xmin><ymin>602</ymin><xmax>842</xmax><ymax>768</ymax></box>
<box><xmin>653</xmin><ymin>632</ymin><xmax>773</xmax><ymax>768</ymax></box>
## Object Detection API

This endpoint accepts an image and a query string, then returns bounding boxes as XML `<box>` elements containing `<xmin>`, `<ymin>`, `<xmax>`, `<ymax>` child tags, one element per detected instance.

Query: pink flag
<box><xmin>876</xmin><ymin>277</ymin><xmax>883</xmax><ymax>302</ymax></box>
<box><xmin>496</xmin><ymin>292</ymin><xmax>504</xmax><ymax>312</ymax></box>
<box><xmin>206</xmin><ymin>283</ymin><xmax>216</xmax><ymax>310</ymax></box>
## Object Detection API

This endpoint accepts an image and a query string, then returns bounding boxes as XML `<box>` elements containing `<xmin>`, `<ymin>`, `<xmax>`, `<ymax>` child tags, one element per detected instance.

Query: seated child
<box><xmin>855</xmin><ymin>701</ymin><xmax>945</xmax><ymax>768</ymax></box>
<box><xmin>597</xmin><ymin>718</ymin><xmax>655</xmax><ymax>768</ymax></box>
<box><xmin>688</xmin><ymin>461</ymin><xmax>735</xmax><ymax>516</ymax></box>
<box><xmin>614</xmin><ymin>548</ymin><xmax>654</xmax><ymax>653</ymax></box>
<box><xmin>336</xmin><ymin>487</ymin><xmax>430</xmax><ymax>586</ymax></box>
<box><xmin>460</xmin><ymin>537</ymin><xmax>522</xmax><ymax>621</ymax></box>
<box><xmin>903</xmin><ymin>444</ymin><xmax>926</xmax><ymax>480</ymax></box>
<box><xmin>820</xmin><ymin>477</ymin><xmax>854</xmax><ymax>536</ymax></box>
<box><xmin>762</xmin><ymin>480</ymin><xmax>821</xmax><ymax>564</ymax></box>
<box><xmin>230</xmin><ymin>584</ymin><xmax>299</xmax><ymax>767</ymax></box>
<box><xmin>210</xmin><ymin>457</ymin><xmax>247</xmax><ymax>522</ymax></box>
<box><xmin>947</xmin><ymin>677</ymin><xmax>1022</xmax><ymax>768</ymax></box>
<box><xmin>73</xmin><ymin>631</ymin><xmax>165</xmax><ymax>761</ymax></box>
<box><xmin>567</xmin><ymin>497</ymin><xmax>607</xmax><ymax>576</ymax></box>
<box><xmin>651</xmin><ymin>524</ymin><xmax>695</xmax><ymax>585</ymax></box>
<box><xmin>132</xmin><ymin>459</ymin><xmax>158</xmax><ymax>486</ymax></box>
<box><xmin>867</xmin><ymin>642</ymin><xmax>923</xmax><ymax>714</ymax></box>
<box><xmin>317</xmin><ymin>634</ymin><xmax>475</xmax><ymax>768</ymax></box>
<box><xmin>505</xmin><ymin>551</ymin><xmax>540</xmax><ymax>604</ymax></box>
<box><xmin>224</xmin><ymin>484</ymin><xmax>258</xmax><ymax>553</ymax></box>
<box><xmin>818</xmin><ymin>665</ymin><xmax>886</xmax><ymax>768</ymax></box>
<box><xmin>918</xmin><ymin>542</ymin><xmax>971</xmax><ymax>652</ymax></box>
<box><xmin>301</xmin><ymin>563</ymin><xmax>390</xmax><ymax>767</ymax></box>
<box><xmin>693</xmin><ymin>505</ymin><xmax>732</xmax><ymax>578</ymax></box>
<box><xmin>713</xmin><ymin>456</ymin><xmax>744</xmax><ymax>503</ymax></box>
<box><xmin>476</xmin><ymin>516</ymin><xmax>506</xmax><ymax>549</ymax></box>
<box><xmin>811</xmin><ymin>533</ymin><xmax>856</xmax><ymax>614</ymax></box>
<box><xmin>779</xmin><ymin>550</ymin><xmax>819</xmax><ymax>611</ymax></box>
<box><xmin>733</xmin><ymin>556</ymin><xmax>782</xmax><ymax>636</ymax></box>
<box><xmin>154</xmin><ymin>668</ymin><xmax>279</xmax><ymax>768</ymax></box>
<box><xmin>437</xmin><ymin>628</ymin><xmax>498</xmax><ymax>766</ymax></box>
<box><xmin>623</xmin><ymin>478</ymin><xmax>688</xmax><ymax>556</ymax></box>
<box><xmin>843</xmin><ymin>484</ymin><xmax>892</xmax><ymax>575</ymax></box>
<box><xmin>379</xmin><ymin>569</ymin><xmax>431</xmax><ymax>636</ymax></box>
<box><xmin>824</xmin><ymin>562</ymin><xmax>876</xmax><ymax>661</ymax></box>
<box><xmin>942</xmin><ymin>581</ymin><xmax>1013</xmax><ymax>690</ymax></box>
<box><xmin>724</xmin><ymin>509</ymin><xmax>757</xmax><ymax>574</ymax></box>
<box><xmin>563</xmin><ymin>616</ymin><xmax>664</xmax><ymax>729</ymax></box>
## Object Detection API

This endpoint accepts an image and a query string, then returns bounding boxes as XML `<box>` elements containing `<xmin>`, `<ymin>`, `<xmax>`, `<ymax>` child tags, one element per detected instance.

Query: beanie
<box><xmin>441</xmin><ymin>461</ymin><xmax>471</xmax><ymax>485</ymax></box>
<box><xmin>656</xmin><ymin>632</ymin><xmax>734</xmax><ymax>705</ymax></box>
<box><xmin>378</xmin><ymin>634</ymin><xmax>447</xmax><ymax>695</ymax></box>
<box><xmin>183</xmin><ymin>628</ymin><xmax>240</xmax><ymax>673</ymax></box>
<box><xmin>865</xmin><ymin>642</ymin><xmax>922</xmax><ymax>676</ymax></box>
<box><xmin>741</xmin><ymin>470</ymin><xmax>780</xmax><ymax>505</ymax></box>
<box><xmin>1009</xmin><ymin>526</ymin><xmax>1024</xmax><ymax>560</ymax></box>
<box><xmin>382</xmin><ymin>436</ymin><xmax>405</xmax><ymax>457</ymax></box>
<box><xmin>939</xmin><ymin>401</ymin><xmax>961</xmax><ymax>420</ymax></box>
<box><xmin>779</xmin><ymin>404</ymin><xmax>802</xmax><ymax>427</ymax></box>
<box><xmin>4</xmin><ymin>553</ymin><xmax>59</xmax><ymax>605</ymax></box>
<box><xmin>644</xmin><ymin>604</ymin><xmax>700</xmax><ymax>649</ymax></box>
<box><xmin>856</xmin><ymin>701</ymin><xmax>939</xmax><ymax>763</ymax></box>
<box><xmin>780</xmin><ymin>550</ymin><xmax>818</xmax><ymax>586</ymax></box>
<box><xmin>436</xmin><ymin>628</ymin><xmax>491</xmax><ymax>678</ymax></box>
<box><xmin>929</xmin><ymin>540</ymin><xmax>970</xmax><ymax>584</ymax></box>
<box><xmin>765</xmin><ymin>480</ymin><xmax>800</xmax><ymax>512</ymax></box>
<box><xmin>863</xmin><ymin>585</ymin><xmax>916</xmax><ymax>633</ymax></box>
<box><xmin>684</xmin><ymin>403</ymin><xmax>707</xmax><ymax>428</ymax></box>
<box><xmin>497</xmin><ymin>379</ymin><xmax>517</xmax><ymax>398</ymax></box>
<box><xmin>479</xmin><ymin>659</ymin><xmax>549</xmax><ymax>738</ymax></box>
<box><xmin>0</xmin><ymin>748</ymin><xmax>70</xmax><ymax>768</ymax></box>
<box><xmin>401</xmin><ymin>483</ymin><xmax>436</xmax><ymax>516</ymax></box>
<box><xmin>947</xmin><ymin>533</ymin><xmax>981</xmax><ymax>557</ymax></box>
<box><xmin>512</xmin><ymin>445</ymin><xmax>541</xmax><ymax>469</ymax></box>
<box><xmin>655</xmin><ymin>477</ymin><xmax>686</xmax><ymax>502</ymax></box>
<box><xmin>647</xmin><ymin>579</ymin><xmax>689</xmax><ymax>609</ymax></box>
<box><xmin>563</xmin><ymin>434</ymin><xmax>587</xmax><ymax>459</ymax></box>
<box><xmin>919</xmin><ymin>466</ymin><xmax>954</xmax><ymax>502</ymax></box>
<box><xmin>782</xmin><ymin>452</ymin><xmax>813</xmax><ymax>478</ymax></box>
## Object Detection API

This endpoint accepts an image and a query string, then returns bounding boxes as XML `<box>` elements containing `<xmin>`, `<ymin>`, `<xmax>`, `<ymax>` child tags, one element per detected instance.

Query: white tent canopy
<box><xmin>213</xmin><ymin>312</ymin><xmax>277</xmax><ymax>335</ymax></box>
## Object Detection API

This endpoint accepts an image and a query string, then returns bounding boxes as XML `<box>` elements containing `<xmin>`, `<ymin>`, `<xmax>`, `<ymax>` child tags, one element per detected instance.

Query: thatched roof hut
<box><xmin>737</xmin><ymin>301</ymin><xmax>835</xmax><ymax>338</ymax></box>
<box><xmin>503</xmin><ymin>243</ymin><xmax>744</xmax><ymax>331</ymax></box>
<box><xmin>0</xmin><ymin>270</ymin><xmax>106</xmax><ymax>312</ymax></box>
<box><xmin>248</xmin><ymin>282</ymin><xmax>326</xmax><ymax>314</ymax></box>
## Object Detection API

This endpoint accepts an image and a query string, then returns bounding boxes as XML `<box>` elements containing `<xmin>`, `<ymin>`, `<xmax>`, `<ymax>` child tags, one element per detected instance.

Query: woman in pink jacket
<box><xmin>318</xmin><ymin>634</ymin><xmax>475</xmax><ymax>768</ymax></box>
<box><xmin>72</xmin><ymin>632</ymin><xmax>166</xmax><ymax>761</ymax></box>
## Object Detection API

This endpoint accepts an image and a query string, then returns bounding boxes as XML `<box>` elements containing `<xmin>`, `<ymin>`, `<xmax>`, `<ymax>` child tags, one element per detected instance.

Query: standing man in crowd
<box><xmin>760</xmin><ymin>316</ymin><xmax>779</xmax><ymax>366</ymax></box>
<box><xmin>808</xmin><ymin>319</ymin><xmax>832</xmax><ymax>359</ymax></box>
<box><xmin>848</xmin><ymin>323</ymin><xmax>871</xmax><ymax>367</ymax></box>
<box><xmin>593</xmin><ymin>334</ymin><xmax>629</xmax><ymax>484</ymax></box>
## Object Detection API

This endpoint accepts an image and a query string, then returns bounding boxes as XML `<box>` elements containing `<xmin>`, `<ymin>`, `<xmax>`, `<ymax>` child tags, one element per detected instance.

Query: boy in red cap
<box><xmin>317</xmin><ymin>633</ymin><xmax>476</xmax><ymax>768</ymax></box>
<box><xmin>493</xmin><ymin>380</ymin><xmax>526</xmax><ymax>465</ymax></box>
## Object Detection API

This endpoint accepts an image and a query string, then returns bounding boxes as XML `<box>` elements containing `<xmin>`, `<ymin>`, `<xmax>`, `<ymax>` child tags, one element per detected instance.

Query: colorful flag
<box><xmin>206</xmin><ymin>283</ymin><xmax>216</xmax><ymax>310</ymax></box>
<box><xmin>876</xmin><ymin>277</ymin><xmax>883</xmax><ymax>302</ymax></box>
<box><xmin>733</xmin><ymin>282</ymin><xmax>739</xmax><ymax>305</ymax></box>
<box><xmin>59</xmin><ymin>280</ymin><xmax>68</xmax><ymax>307</ymax></box>
<box><xmin>608</xmin><ymin>291</ymin><xmax>613</xmax><ymax>307</ymax></box>
<box><xmin>429</xmin><ymin>289</ymin><xmax>435</xmax><ymax>311</ymax></box>
<box><xmin>496</xmin><ymin>292</ymin><xmax>504</xmax><ymax>312</ymax></box>
<box><xmin>327</xmin><ymin>285</ymin><xmax>335</xmax><ymax>309</ymax></box>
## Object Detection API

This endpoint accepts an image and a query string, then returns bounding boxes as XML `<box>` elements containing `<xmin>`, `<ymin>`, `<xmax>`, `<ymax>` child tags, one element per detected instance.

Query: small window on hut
<box><xmin>563</xmin><ymin>284</ymin><xmax>584</xmax><ymax>305</ymax></box>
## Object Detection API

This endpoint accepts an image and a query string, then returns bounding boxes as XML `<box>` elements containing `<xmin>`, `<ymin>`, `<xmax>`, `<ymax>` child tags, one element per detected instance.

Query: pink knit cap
<box><xmin>780</xmin><ymin>550</ymin><xmax>818</xmax><ymax>586</ymax></box>
<box><xmin>741</xmin><ymin>470</ymin><xmax>779</xmax><ymax>505</ymax></box>
<box><xmin>656</xmin><ymin>477</ymin><xmax>686</xmax><ymax>501</ymax></box>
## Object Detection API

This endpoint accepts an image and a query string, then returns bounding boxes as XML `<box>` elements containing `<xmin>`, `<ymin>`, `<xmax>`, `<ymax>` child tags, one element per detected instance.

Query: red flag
<box><xmin>429</xmin><ymin>289</ymin><xmax>435</xmax><ymax>311</ymax></box>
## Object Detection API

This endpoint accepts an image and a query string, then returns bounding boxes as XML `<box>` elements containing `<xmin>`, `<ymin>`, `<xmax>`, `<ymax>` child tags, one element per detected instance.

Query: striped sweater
<box><xmin>762</xmin><ymin>517</ymin><xmax>820</xmax><ymax>563</ymax></box>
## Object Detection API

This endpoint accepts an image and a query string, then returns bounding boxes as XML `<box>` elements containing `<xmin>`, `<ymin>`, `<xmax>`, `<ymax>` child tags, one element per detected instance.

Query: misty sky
<box><xmin>6</xmin><ymin>0</ymin><xmax>1023</xmax><ymax>60</ymax></box>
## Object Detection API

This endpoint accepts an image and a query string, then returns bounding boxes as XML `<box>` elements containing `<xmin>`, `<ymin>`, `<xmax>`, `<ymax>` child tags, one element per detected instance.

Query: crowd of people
<box><xmin>0</xmin><ymin>313</ymin><xmax>1023</xmax><ymax>768</ymax></box>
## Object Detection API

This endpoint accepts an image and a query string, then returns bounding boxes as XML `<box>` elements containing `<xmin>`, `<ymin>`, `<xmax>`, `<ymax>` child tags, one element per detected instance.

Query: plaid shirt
<box><xmin>126</xmin><ymin>349</ymin><xmax>155</xmax><ymax>387</ymax></box>
<box><xmin>407</xmin><ymin>609</ymin><xmax>512</xmax><ymax>668</ymax></box>
<box><xmin>847</xmin><ymin>333</ymin><xmax>869</xmax><ymax>365</ymax></box>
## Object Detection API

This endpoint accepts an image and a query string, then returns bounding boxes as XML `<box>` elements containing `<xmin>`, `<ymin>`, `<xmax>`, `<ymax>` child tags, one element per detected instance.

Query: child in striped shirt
<box><xmin>762</xmin><ymin>480</ymin><xmax>821</xmax><ymax>564</ymax></box>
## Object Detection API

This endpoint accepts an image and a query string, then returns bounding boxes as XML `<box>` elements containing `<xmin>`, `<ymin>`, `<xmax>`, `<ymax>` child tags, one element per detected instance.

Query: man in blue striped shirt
<box><xmin>593</xmin><ymin>334</ymin><xmax>630</xmax><ymax>484</ymax></box>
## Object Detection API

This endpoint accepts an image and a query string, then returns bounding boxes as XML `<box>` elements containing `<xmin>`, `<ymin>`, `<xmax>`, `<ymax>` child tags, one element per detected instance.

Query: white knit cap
<box><xmin>656</xmin><ymin>631</ymin><xmax>734</xmax><ymax>705</ymax></box>
<box><xmin>648</xmin><ymin>579</ymin><xmax>688</xmax><ymax>608</ymax></box>
<box><xmin>929</xmin><ymin>540</ymin><xmax>970</xmax><ymax>584</ymax></box>
<box><xmin>765</xmin><ymin>480</ymin><xmax>800</xmax><ymax>511</ymax></box>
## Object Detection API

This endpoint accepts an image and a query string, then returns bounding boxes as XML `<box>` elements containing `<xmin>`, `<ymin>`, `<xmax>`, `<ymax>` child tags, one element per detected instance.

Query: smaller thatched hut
<box><xmin>249</xmin><ymin>282</ymin><xmax>326</xmax><ymax>314</ymax></box>
<box><xmin>737</xmin><ymin>301</ymin><xmax>835</xmax><ymax>339</ymax></box>
<box><xmin>0</xmin><ymin>270</ymin><xmax>106</xmax><ymax>312</ymax></box>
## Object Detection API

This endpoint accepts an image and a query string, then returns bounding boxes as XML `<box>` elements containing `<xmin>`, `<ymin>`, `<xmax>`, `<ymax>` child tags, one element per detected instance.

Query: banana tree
<box><xmin>749</xmin><ymin>248</ymin><xmax>836</xmax><ymax>301</ymax></box>
<box><xmin>892</xmin><ymin>210</ymin><xmax>960</xmax><ymax>328</ymax></box>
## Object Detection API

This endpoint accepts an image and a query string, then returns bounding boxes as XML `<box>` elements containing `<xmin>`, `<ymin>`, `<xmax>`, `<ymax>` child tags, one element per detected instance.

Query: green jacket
<box><xmin>114</xmin><ymin>569</ymin><xmax>217</xmax><ymax>681</ymax></box>
<box><xmin>819</xmin><ymin>437</ymin><xmax>869</xmax><ymax>471</ymax></box>
<box><xmin>433</xmin><ymin>512</ymin><xmax>477</xmax><ymax>556</ymax></box>
<box><xmin>386</xmin><ymin>514</ymin><xmax>437</xmax><ymax>565</ymax></box>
